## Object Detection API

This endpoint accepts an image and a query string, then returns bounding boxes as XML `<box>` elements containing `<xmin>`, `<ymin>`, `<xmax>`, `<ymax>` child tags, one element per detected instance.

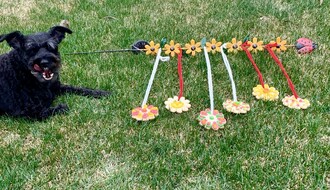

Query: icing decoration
<box><xmin>185</xmin><ymin>39</ymin><xmax>202</xmax><ymax>56</ymax></box>
<box><xmin>295</xmin><ymin>38</ymin><xmax>317</xmax><ymax>54</ymax></box>
<box><xmin>165</xmin><ymin>96</ymin><xmax>191</xmax><ymax>113</ymax></box>
<box><xmin>220</xmin><ymin>43</ymin><xmax>250</xmax><ymax>113</ymax></box>
<box><xmin>197</xmin><ymin>43</ymin><xmax>226</xmax><ymax>129</ymax></box>
<box><xmin>165</xmin><ymin>48</ymin><xmax>191</xmax><ymax>113</ymax></box>
<box><xmin>282</xmin><ymin>95</ymin><xmax>310</xmax><ymax>109</ymax></box>
<box><xmin>226</xmin><ymin>38</ymin><xmax>242</xmax><ymax>53</ymax></box>
<box><xmin>131</xmin><ymin>105</ymin><xmax>159</xmax><ymax>121</ymax></box>
<box><xmin>223</xmin><ymin>100</ymin><xmax>250</xmax><ymax>114</ymax></box>
<box><xmin>252</xmin><ymin>84</ymin><xmax>279</xmax><ymax>101</ymax></box>
<box><xmin>206</xmin><ymin>38</ymin><xmax>222</xmax><ymax>54</ymax></box>
<box><xmin>197</xmin><ymin>109</ymin><xmax>226</xmax><ymax>130</ymax></box>
<box><xmin>132</xmin><ymin>47</ymin><xmax>169</xmax><ymax>121</ymax></box>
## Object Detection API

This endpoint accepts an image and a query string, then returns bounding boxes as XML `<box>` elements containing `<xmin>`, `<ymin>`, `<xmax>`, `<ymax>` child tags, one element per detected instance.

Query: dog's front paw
<box><xmin>59</xmin><ymin>85</ymin><xmax>111</xmax><ymax>99</ymax></box>
<box><xmin>91</xmin><ymin>90</ymin><xmax>111</xmax><ymax>98</ymax></box>
<box><xmin>55</xmin><ymin>104</ymin><xmax>69</xmax><ymax>113</ymax></box>
<box><xmin>39</xmin><ymin>104</ymin><xmax>69</xmax><ymax>119</ymax></box>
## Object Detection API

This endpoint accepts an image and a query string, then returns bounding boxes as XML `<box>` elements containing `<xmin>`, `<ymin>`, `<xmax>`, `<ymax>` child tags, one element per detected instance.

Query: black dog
<box><xmin>0</xmin><ymin>26</ymin><xmax>110</xmax><ymax>120</ymax></box>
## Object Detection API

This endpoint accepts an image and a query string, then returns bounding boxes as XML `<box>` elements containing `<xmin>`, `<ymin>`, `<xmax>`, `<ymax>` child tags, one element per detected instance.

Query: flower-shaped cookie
<box><xmin>197</xmin><ymin>109</ymin><xmax>226</xmax><ymax>130</ymax></box>
<box><xmin>252</xmin><ymin>84</ymin><xmax>279</xmax><ymax>101</ymax></box>
<box><xmin>185</xmin><ymin>39</ymin><xmax>202</xmax><ymax>56</ymax></box>
<box><xmin>206</xmin><ymin>38</ymin><xmax>222</xmax><ymax>54</ymax></box>
<box><xmin>164</xmin><ymin>96</ymin><xmax>191</xmax><ymax>113</ymax></box>
<box><xmin>145</xmin><ymin>41</ymin><xmax>160</xmax><ymax>56</ymax></box>
<box><xmin>223</xmin><ymin>99</ymin><xmax>250</xmax><ymax>114</ymax></box>
<box><xmin>164</xmin><ymin>40</ymin><xmax>181</xmax><ymax>57</ymax></box>
<box><xmin>226</xmin><ymin>38</ymin><xmax>242</xmax><ymax>53</ymax></box>
<box><xmin>282</xmin><ymin>95</ymin><xmax>310</xmax><ymax>109</ymax></box>
<box><xmin>269</xmin><ymin>37</ymin><xmax>287</xmax><ymax>53</ymax></box>
<box><xmin>247</xmin><ymin>37</ymin><xmax>264</xmax><ymax>53</ymax></box>
<box><xmin>131</xmin><ymin>105</ymin><xmax>159</xmax><ymax>121</ymax></box>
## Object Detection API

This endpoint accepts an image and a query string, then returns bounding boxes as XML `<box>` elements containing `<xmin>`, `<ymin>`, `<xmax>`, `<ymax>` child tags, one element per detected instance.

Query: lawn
<box><xmin>0</xmin><ymin>0</ymin><xmax>329</xmax><ymax>189</ymax></box>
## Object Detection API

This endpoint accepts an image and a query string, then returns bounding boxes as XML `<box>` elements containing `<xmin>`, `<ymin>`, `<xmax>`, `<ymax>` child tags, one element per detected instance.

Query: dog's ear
<box><xmin>49</xmin><ymin>26</ymin><xmax>72</xmax><ymax>43</ymax></box>
<box><xmin>0</xmin><ymin>31</ymin><xmax>24</xmax><ymax>49</ymax></box>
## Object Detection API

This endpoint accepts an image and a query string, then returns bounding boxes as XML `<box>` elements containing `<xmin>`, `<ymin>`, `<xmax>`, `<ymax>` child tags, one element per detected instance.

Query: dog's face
<box><xmin>0</xmin><ymin>26</ymin><xmax>72</xmax><ymax>83</ymax></box>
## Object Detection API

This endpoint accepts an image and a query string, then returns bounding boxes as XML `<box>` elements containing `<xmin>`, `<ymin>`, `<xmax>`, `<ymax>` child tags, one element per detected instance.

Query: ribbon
<box><xmin>203</xmin><ymin>46</ymin><xmax>214</xmax><ymax>111</ymax></box>
<box><xmin>177</xmin><ymin>48</ymin><xmax>184</xmax><ymax>99</ymax></box>
<box><xmin>220</xmin><ymin>43</ymin><xmax>237</xmax><ymax>102</ymax></box>
<box><xmin>141</xmin><ymin>48</ymin><xmax>169</xmax><ymax>106</ymax></box>
<box><xmin>264</xmin><ymin>43</ymin><xmax>299</xmax><ymax>98</ymax></box>
<box><xmin>241</xmin><ymin>41</ymin><xmax>265</xmax><ymax>87</ymax></box>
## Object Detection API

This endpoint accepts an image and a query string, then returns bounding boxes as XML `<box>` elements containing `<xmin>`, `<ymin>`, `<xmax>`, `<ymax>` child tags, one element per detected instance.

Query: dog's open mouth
<box><xmin>32</xmin><ymin>64</ymin><xmax>54</xmax><ymax>80</ymax></box>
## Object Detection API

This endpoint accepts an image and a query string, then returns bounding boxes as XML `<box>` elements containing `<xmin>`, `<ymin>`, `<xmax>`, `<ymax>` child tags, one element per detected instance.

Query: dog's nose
<box><xmin>40</xmin><ymin>59</ymin><xmax>49</xmax><ymax>66</ymax></box>
<box><xmin>40</xmin><ymin>59</ymin><xmax>48</xmax><ymax>64</ymax></box>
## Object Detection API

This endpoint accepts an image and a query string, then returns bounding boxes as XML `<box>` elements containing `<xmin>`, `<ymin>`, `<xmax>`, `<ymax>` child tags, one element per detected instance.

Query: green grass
<box><xmin>0</xmin><ymin>0</ymin><xmax>329</xmax><ymax>189</ymax></box>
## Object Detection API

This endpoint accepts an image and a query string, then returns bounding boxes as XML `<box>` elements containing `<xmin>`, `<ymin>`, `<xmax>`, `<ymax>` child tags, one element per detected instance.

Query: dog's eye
<box><xmin>47</xmin><ymin>41</ymin><xmax>58</xmax><ymax>51</ymax></box>
<box><xmin>25</xmin><ymin>42</ymin><xmax>38</xmax><ymax>52</ymax></box>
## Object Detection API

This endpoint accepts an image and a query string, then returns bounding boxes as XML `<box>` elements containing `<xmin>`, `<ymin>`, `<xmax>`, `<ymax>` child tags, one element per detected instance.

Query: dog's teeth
<box><xmin>43</xmin><ymin>73</ymin><xmax>54</xmax><ymax>80</ymax></box>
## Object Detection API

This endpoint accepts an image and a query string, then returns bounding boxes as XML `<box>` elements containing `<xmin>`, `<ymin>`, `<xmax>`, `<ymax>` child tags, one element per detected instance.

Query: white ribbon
<box><xmin>141</xmin><ymin>48</ymin><xmax>169</xmax><ymax>107</ymax></box>
<box><xmin>221</xmin><ymin>44</ymin><xmax>237</xmax><ymax>102</ymax></box>
<box><xmin>203</xmin><ymin>46</ymin><xmax>214</xmax><ymax>111</ymax></box>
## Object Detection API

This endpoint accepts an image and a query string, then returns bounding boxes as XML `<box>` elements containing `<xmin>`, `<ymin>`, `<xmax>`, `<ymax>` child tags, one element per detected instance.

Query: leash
<box><xmin>63</xmin><ymin>40</ymin><xmax>149</xmax><ymax>55</ymax></box>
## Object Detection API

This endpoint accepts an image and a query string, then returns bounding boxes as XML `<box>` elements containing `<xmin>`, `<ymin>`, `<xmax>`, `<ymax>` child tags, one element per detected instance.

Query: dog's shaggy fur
<box><xmin>0</xmin><ymin>25</ymin><xmax>110</xmax><ymax>120</ymax></box>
